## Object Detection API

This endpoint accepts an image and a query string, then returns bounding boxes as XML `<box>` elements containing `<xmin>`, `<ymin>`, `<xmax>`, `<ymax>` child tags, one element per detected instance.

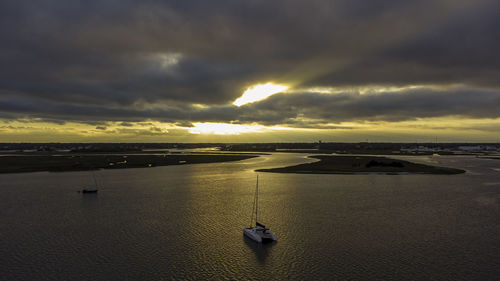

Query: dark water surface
<box><xmin>1</xmin><ymin>154</ymin><xmax>499</xmax><ymax>280</ymax></box>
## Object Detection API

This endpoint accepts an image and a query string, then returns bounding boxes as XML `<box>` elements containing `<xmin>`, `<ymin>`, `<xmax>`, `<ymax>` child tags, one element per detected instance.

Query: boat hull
<box><xmin>243</xmin><ymin>227</ymin><xmax>277</xmax><ymax>243</ymax></box>
<box><xmin>244</xmin><ymin>228</ymin><xmax>262</xmax><ymax>242</ymax></box>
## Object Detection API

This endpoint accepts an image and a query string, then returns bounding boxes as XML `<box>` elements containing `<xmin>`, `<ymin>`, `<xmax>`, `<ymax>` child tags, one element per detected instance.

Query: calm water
<box><xmin>1</xmin><ymin>153</ymin><xmax>499</xmax><ymax>280</ymax></box>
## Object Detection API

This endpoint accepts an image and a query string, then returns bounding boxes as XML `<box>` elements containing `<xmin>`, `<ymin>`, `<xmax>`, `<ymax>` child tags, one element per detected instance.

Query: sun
<box><xmin>233</xmin><ymin>83</ymin><xmax>288</xmax><ymax>106</ymax></box>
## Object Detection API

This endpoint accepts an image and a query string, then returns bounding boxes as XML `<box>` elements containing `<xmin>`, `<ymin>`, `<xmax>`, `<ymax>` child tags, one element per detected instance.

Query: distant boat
<box><xmin>243</xmin><ymin>175</ymin><xmax>277</xmax><ymax>243</ymax></box>
<box><xmin>79</xmin><ymin>172</ymin><xmax>99</xmax><ymax>194</ymax></box>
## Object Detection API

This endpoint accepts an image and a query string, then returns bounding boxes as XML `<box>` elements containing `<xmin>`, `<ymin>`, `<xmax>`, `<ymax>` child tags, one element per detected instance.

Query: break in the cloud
<box><xmin>0</xmin><ymin>0</ymin><xmax>499</xmax><ymax>141</ymax></box>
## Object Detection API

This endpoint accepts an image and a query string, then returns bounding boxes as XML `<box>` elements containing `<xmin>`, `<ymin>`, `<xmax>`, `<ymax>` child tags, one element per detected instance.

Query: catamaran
<box><xmin>243</xmin><ymin>175</ymin><xmax>277</xmax><ymax>243</ymax></box>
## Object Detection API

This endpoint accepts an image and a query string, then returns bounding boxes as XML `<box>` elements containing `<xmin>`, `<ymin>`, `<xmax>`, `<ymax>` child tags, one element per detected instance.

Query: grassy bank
<box><xmin>256</xmin><ymin>155</ymin><xmax>465</xmax><ymax>175</ymax></box>
<box><xmin>0</xmin><ymin>154</ymin><xmax>258</xmax><ymax>174</ymax></box>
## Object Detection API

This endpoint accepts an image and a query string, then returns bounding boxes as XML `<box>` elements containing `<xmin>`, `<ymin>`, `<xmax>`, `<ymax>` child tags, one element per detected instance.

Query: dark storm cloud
<box><xmin>1</xmin><ymin>0</ymin><xmax>499</xmax><ymax>126</ymax></box>
<box><xmin>2</xmin><ymin>85</ymin><xmax>500</xmax><ymax>127</ymax></box>
<box><xmin>240</xmin><ymin>87</ymin><xmax>500</xmax><ymax>125</ymax></box>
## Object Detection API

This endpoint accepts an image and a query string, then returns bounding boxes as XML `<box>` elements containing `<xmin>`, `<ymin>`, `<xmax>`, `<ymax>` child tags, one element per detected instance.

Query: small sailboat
<box><xmin>243</xmin><ymin>175</ymin><xmax>277</xmax><ymax>243</ymax></box>
<box><xmin>79</xmin><ymin>172</ymin><xmax>99</xmax><ymax>194</ymax></box>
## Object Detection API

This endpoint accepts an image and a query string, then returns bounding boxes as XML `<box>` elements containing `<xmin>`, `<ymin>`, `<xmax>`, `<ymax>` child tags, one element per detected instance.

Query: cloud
<box><xmin>240</xmin><ymin>86</ymin><xmax>500</xmax><ymax>125</ymax></box>
<box><xmin>119</xmin><ymin>122</ymin><xmax>134</xmax><ymax>127</ymax></box>
<box><xmin>0</xmin><ymin>0</ymin><xmax>499</xmax><ymax>135</ymax></box>
<box><xmin>2</xmin><ymin>83</ymin><xmax>499</xmax><ymax>129</ymax></box>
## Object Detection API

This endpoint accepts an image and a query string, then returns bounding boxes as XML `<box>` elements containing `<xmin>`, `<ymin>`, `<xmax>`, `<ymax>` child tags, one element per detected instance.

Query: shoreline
<box><xmin>0</xmin><ymin>154</ymin><xmax>259</xmax><ymax>174</ymax></box>
<box><xmin>256</xmin><ymin>155</ymin><xmax>466</xmax><ymax>175</ymax></box>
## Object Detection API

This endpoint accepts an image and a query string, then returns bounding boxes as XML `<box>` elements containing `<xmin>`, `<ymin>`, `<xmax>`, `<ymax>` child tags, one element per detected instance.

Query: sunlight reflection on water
<box><xmin>1</xmin><ymin>154</ymin><xmax>499</xmax><ymax>280</ymax></box>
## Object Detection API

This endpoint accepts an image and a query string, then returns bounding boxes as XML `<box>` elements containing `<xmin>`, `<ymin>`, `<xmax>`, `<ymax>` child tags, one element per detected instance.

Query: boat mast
<box><xmin>255</xmin><ymin>174</ymin><xmax>258</xmax><ymax>224</ymax></box>
<box><xmin>249</xmin><ymin>175</ymin><xmax>257</xmax><ymax>227</ymax></box>
<box><xmin>92</xmin><ymin>172</ymin><xmax>98</xmax><ymax>188</ymax></box>
<box><xmin>249</xmin><ymin>174</ymin><xmax>260</xmax><ymax>227</ymax></box>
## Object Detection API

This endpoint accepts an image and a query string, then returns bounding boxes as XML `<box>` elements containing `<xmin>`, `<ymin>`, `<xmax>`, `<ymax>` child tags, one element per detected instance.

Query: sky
<box><xmin>1</xmin><ymin>0</ymin><xmax>499</xmax><ymax>142</ymax></box>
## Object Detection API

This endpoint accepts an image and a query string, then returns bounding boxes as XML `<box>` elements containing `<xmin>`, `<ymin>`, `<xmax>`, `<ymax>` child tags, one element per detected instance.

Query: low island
<box><xmin>0</xmin><ymin>154</ymin><xmax>258</xmax><ymax>174</ymax></box>
<box><xmin>256</xmin><ymin>155</ymin><xmax>465</xmax><ymax>175</ymax></box>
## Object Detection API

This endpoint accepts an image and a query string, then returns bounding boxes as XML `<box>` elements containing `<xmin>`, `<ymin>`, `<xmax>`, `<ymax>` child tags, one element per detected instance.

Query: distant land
<box><xmin>1</xmin><ymin>142</ymin><xmax>499</xmax><ymax>155</ymax></box>
<box><xmin>0</xmin><ymin>154</ymin><xmax>258</xmax><ymax>174</ymax></box>
<box><xmin>257</xmin><ymin>155</ymin><xmax>466</xmax><ymax>175</ymax></box>
<box><xmin>0</xmin><ymin>142</ymin><xmax>496</xmax><ymax>174</ymax></box>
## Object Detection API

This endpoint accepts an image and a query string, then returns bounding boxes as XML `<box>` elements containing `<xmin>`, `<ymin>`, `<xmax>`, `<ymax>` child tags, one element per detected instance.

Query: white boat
<box><xmin>243</xmin><ymin>175</ymin><xmax>277</xmax><ymax>243</ymax></box>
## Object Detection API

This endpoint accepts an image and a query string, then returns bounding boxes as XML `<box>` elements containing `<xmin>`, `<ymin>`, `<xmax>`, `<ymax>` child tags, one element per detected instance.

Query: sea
<box><xmin>1</xmin><ymin>153</ymin><xmax>499</xmax><ymax>280</ymax></box>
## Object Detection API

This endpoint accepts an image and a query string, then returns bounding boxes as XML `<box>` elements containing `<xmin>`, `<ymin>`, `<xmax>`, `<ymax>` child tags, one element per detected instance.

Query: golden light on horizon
<box><xmin>1</xmin><ymin>117</ymin><xmax>500</xmax><ymax>142</ymax></box>
<box><xmin>233</xmin><ymin>83</ymin><xmax>289</xmax><ymax>106</ymax></box>
<box><xmin>188</xmin><ymin>122</ymin><xmax>267</xmax><ymax>135</ymax></box>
